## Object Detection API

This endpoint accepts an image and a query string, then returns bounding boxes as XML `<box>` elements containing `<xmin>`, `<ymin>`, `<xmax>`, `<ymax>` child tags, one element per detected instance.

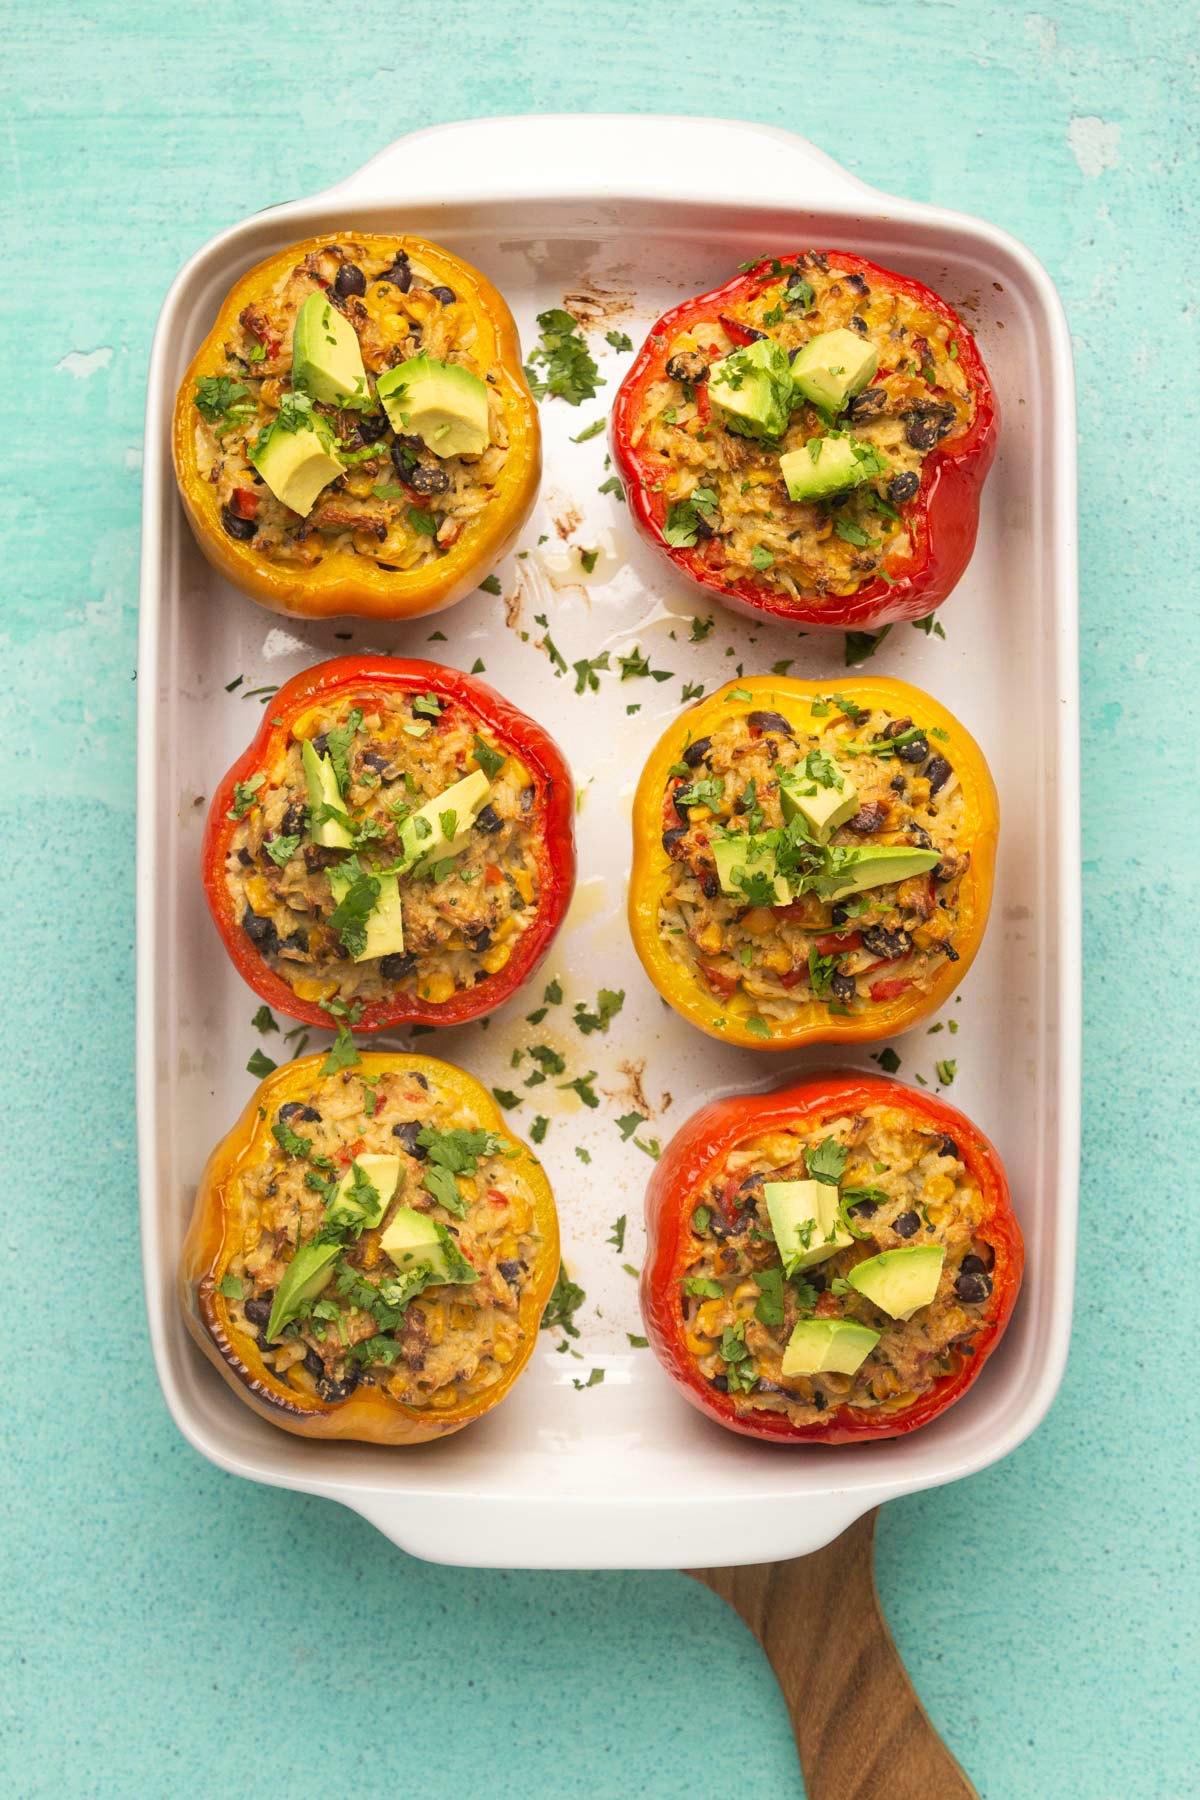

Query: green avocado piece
<box><xmin>813</xmin><ymin>843</ymin><xmax>939</xmax><ymax>902</ymax></box>
<box><xmin>265</xmin><ymin>1240</ymin><xmax>340</xmax><ymax>1340</ymax></box>
<box><xmin>397</xmin><ymin>769</ymin><xmax>491</xmax><ymax>873</ymax></box>
<box><xmin>377</xmin><ymin>356</ymin><xmax>489</xmax><ymax>457</ymax></box>
<box><xmin>764</xmin><ymin>1179</ymin><xmax>853</xmax><ymax>1273</ymax></box>
<box><xmin>711</xmin><ymin>833</ymin><xmax>791</xmax><ymax>906</ymax></box>
<box><xmin>847</xmin><ymin>1245</ymin><xmax>945</xmax><ymax>1320</ymax></box>
<box><xmin>250</xmin><ymin>418</ymin><xmax>343</xmax><ymax>517</ymax></box>
<box><xmin>780</xmin><ymin>433</ymin><xmax>888</xmax><ymax>502</ymax></box>
<box><xmin>708</xmin><ymin>338</ymin><xmax>795</xmax><ymax>438</ymax></box>
<box><xmin>292</xmin><ymin>292</ymin><xmax>369</xmax><ymax>406</ymax></box>
<box><xmin>781</xmin><ymin>1318</ymin><xmax>880</xmax><ymax>1378</ymax></box>
<box><xmin>779</xmin><ymin>761</ymin><xmax>859</xmax><ymax>843</ymax></box>
<box><xmin>327</xmin><ymin>866</ymin><xmax>405</xmax><ymax>960</ymax></box>
<box><xmin>302</xmin><ymin>738</ymin><xmax>354</xmax><ymax>850</ymax></box>
<box><xmin>324</xmin><ymin>1155</ymin><xmax>401</xmax><ymax>1231</ymax></box>
<box><xmin>790</xmin><ymin>328</ymin><xmax>879</xmax><ymax>414</ymax></box>
<box><xmin>380</xmin><ymin>1207</ymin><xmax>478</xmax><ymax>1288</ymax></box>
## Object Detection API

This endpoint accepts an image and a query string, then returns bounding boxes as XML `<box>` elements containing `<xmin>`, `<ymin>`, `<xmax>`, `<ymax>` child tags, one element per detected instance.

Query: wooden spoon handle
<box><xmin>688</xmin><ymin>1509</ymin><xmax>978</xmax><ymax>1800</ymax></box>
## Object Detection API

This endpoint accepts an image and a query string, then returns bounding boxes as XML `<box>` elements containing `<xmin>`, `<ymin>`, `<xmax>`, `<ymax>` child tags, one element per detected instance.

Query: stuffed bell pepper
<box><xmin>181</xmin><ymin>1051</ymin><xmax>560</xmax><ymax>1443</ymax></box>
<box><xmin>629</xmin><ymin>674</ymin><xmax>997</xmax><ymax>1049</ymax></box>
<box><xmin>641</xmin><ymin>1071</ymin><xmax>1022</xmax><ymax>1444</ymax></box>
<box><xmin>204</xmin><ymin>657</ymin><xmax>574</xmax><ymax>1030</ymax></box>
<box><xmin>611</xmin><ymin>250</ymin><xmax>996</xmax><ymax>629</ymax></box>
<box><xmin>173</xmin><ymin>233</ymin><xmax>540</xmax><ymax>620</ymax></box>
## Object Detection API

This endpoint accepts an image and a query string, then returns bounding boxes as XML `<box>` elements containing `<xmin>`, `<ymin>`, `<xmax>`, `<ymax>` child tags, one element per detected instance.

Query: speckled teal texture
<box><xmin>2</xmin><ymin>3</ymin><xmax>1197</xmax><ymax>1796</ymax></box>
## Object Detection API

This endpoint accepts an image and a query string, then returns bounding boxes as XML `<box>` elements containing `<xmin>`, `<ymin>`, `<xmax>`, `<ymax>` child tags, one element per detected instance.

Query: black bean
<box><xmin>904</xmin><ymin>403</ymin><xmax>957</xmax><ymax>452</ymax></box>
<box><xmin>754</xmin><ymin>1379</ymin><xmax>790</xmax><ymax>1397</ymax></box>
<box><xmin>939</xmin><ymin>1136</ymin><xmax>959</xmax><ymax>1159</ymax></box>
<box><xmin>893</xmin><ymin>1210</ymin><xmax>921</xmax><ymax>1239</ymax></box>
<box><xmin>334</xmin><ymin>262</ymin><xmax>366</xmax><ymax>299</ymax></box>
<box><xmin>830</xmin><ymin>906</ymin><xmax>849</xmax><ymax>927</ymax></box>
<box><xmin>378</xmin><ymin>255</ymin><xmax>412</xmax><ymax>293</ymax></box>
<box><xmin>279</xmin><ymin>1102</ymin><xmax>322</xmax><ymax>1123</ymax></box>
<box><xmin>926</xmin><ymin>755</ymin><xmax>952</xmax><ymax>796</ymax></box>
<box><xmin>474</xmin><ymin>802</ymin><xmax>503</xmax><ymax>834</ymax></box>
<box><xmin>221</xmin><ymin>505</ymin><xmax>257</xmax><ymax>542</ymax></box>
<box><xmin>848</xmin><ymin>800</ymin><xmax>889</xmax><ymax>834</ymax></box>
<box><xmin>707</xmin><ymin>1205</ymin><xmax>734</xmax><ymax>1240</ymax></box>
<box><xmin>356</xmin><ymin>411</ymin><xmax>389</xmax><ymax>445</ymax></box>
<box><xmin>392</xmin><ymin>1120</ymin><xmax>427</xmax><ymax>1159</ymax></box>
<box><xmin>845</xmin><ymin>386</ymin><xmax>887</xmax><ymax>421</ymax></box>
<box><xmin>280</xmin><ymin>799</ymin><xmax>308</xmax><ymax>837</ymax></box>
<box><xmin>861</xmin><ymin>925</ymin><xmax>912</xmax><ymax>961</ymax></box>
<box><xmin>304</xmin><ymin>843</ymin><xmax>343</xmax><ymax>872</ymax></box>
<box><xmin>738</xmin><ymin>325</ymin><xmax>768</xmax><ymax>341</ymax></box>
<box><xmin>907</xmin><ymin>825</ymin><xmax>933</xmax><ymax>849</ymax></box>
<box><xmin>498</xmin><ymin>1259</ymin><xmax>522</xmax><ymax>1284</ymax></box>
<box><xmin>898</xmin><ymin>736</ymin><xmax>930</xmax><ymax>764</ymax></box>
<box><xmin>317</xmin><ymin>1369</ymin><xmax>359</xmax><ymax>1403</ymax></box>
<box><xmin>844</xmin><ymin>272</ymin><xmax>870</xmax><ymax>296</ymax></box>
<box><xmin>699</xmin><ymin>867</ymin><xmax>721</xmax><ymax>900</ymax></box>
<box><xmin>955</xmin><ymin>1257</ymin><xmax>993</xmax><ymax>1303</ymax></box>
<box><xmin>847</xmin><ymin>1196</ymin><xmax>877</xmax><ymax>1219</ymax></box>
<box><xmin>411</xmin><ymin>1071</ymin><xmax>429</xmax><ymax>1089</ymax></box>
<box><xmin>807</xmin><ymin>1269</ymin><xmax>827</xmax><ymax>1292</ymax></box>
<box><xmin>244</xmin><ymin>1295</ymin><xmax>272</xmax><ymax>1328</ymax></box>
<box><xmin>303</xmin><ymin>1346</ymin><xmax>325</xmax><ymax>1378</ymax></box>
<box><xmin>890</xmin><ymin>773</ymin><xmax>907</xmax><ymax>793</ymax></box>
<box><xmin>312</xmin><ymin>733</ymin><xmax>329</xmax><ymax>758</ymax></box>
<box><xmin>520</xmin><ymin>785</ymin><xmax>535</xmax><ymax>813</ymax></box>
<box><xmin>882</xmin><ymin>716</ymin><xmax>913</xmax><ymax>740</ymax></box>
<box><xmin>665</xmin><ymin>350</ymin><xmax>708</xmax><ymax>383</ymax></box>
<box><xmin>747</xmin><ymin>710</ymin><xmax>794</xmax><ymax>737</ymax></box>
<box><xmin>848</xmin><ymin>314</ymin><xmax>868</xmax><ymax>335</ymax></box>
<box><xmin>391</xmin><ymin>442</ymin><xmax>417</xmax><ymax>481</ymax></box>
<box><xmin>709</xmin><ymin>1375</ymin><xmax>729</xmax><ymax>1393</ymax></box>
<box><xmin>886</xmin><ymin>471</ymin><xmax>920</xmax><ymax>506</ymax></box>
<box><xmin>682</xmin><ymin>736</ymin><xmax>712</xmax><ymax>768</ymax></box>
<box><xmin>241</xmin><ymin>906</ymin><xmax>278</xmax><ymax>956</ymax></box>
<box><xmin>466</xmin><ymin>925</ymin><xmax>493</xmax><ymax>952</ymax></box>
<box><xmin>691</xmin><ymin>511</ymin><xmax>716</xmax><ymax>540</ymax></box>
<box><xmin>811</xmin><ymin>1390</ymin><xmax>827</xmax><ymax>1411</ymax></box>
<box><xmin>426</xmin><ymin>284</ymin><xmax>454</xmax><ymax>305</ymax></box>
<box><xmin>662</xmin><ymin>825</ymin><xmax>688</xmax><ymax>855</ymax></box>
<box><xmin>362</xmin><ymin>751</ymin><xmax>389</xmax><ymax>774</ymax></box>
<box><xmin>409</xmin><ymin>462</ymin><xmax>451</xmax><ymax>497</ymax></box>
<box><xmin>281</xmin><ymin>928</ymin><xmax>308</xmax><ymax>954</ymax></box>
<box><xmin>831</xmin><ymin>970</ymin><xmax>857</xmax><ymax>1005</ymax></box>
<box><xmin>236</xmin><ymin>847</ymin><xmax>253</xmax><ymax>867</ymax></box>
<box><xmin>379</xmin><ymin>951</ymin><xmax>416</xmax><ymax>979</ymax></box>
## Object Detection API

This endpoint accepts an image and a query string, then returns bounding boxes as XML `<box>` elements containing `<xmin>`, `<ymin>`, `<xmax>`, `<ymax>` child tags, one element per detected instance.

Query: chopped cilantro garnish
<box><xmin>252</xmin><ymin>1005</ymin><xmax>278</xmax><ymax>1034</ymax></box>
<box><xmin>607</xmin><ymin>1216</ymin><xmax>627</xmax><ymax>1252</ymax></box>
<box><xmin>844</xmin><ymin>626</ymin><xmax>892</xmax><ymax>666</ymax></box>
<box><xmin>524</xmin><ymin>308</ymin><xmax>604</xmax><ymax>405</ymax></box>
<box><xmin>227</xmin><ymin>774</ymin><xmax>264</xmax><ymax>821</ymax></box>
<box><xmin>541</xmin><ymin>1264</ymin><xmax>586</xmax><ymax>1336</ymax></box>
<box><xmin>570</xmin><ymin>418</ymin><xmax>606</xmax><ymax>443</ymax></box>
<box><xmin>246</xmin><ymin>1048</ymin><xmax>277</xmax><ymax>1078</ymax></box>
<box><xmin>805</xmin><ymin>1138</ymin><xmax>848</xmax><ymax>1185</ymax></box>
<box><xmin>559</xmin><ymin>1071</ymin><xmax>600</xmax><ymax>1108</ymax></box>
<box><xmin>530</xmin><ymin>1115</ymin><xmax>549</xmax><ymax>1144</ymax></box>
<box><xmin>478</xmin><ymin>574</ymin><xmax>502</xmax><ymax>596</ymax></box>
<box><xmin>605</xmin><ymin>329</ymin><xmax>633</xmax><ymax>352</ymax></box>
<box><xmin>572</xmin><ymin>652</ymin><xmax>610</xmax><ymax>694</ymax></box>
<box><xmin>573</xmin><ymin>988</ymin><xmax>624</xmax><ymax>1035</ymax></box>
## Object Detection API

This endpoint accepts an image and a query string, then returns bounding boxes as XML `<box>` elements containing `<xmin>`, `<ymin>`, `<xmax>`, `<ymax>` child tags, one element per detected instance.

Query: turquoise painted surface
<box><xmin>2</xmin><ymin>2</ymin><xmax>1196</xmax><ymax>1794</ymax></box>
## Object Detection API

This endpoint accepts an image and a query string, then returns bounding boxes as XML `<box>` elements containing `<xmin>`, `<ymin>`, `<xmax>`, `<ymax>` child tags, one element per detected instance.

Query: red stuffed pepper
<box><xmin>204</xmin><ymin>657</ymin><xmax>574</xmax><ymax>1030</ymax></box>
<box><xmin>641</xmin><ymin>1071</ymin><xmax>1022</xmax><ymax>1443</ymax></box>
<box><xmin>611</xmin><ymin>251</ymin><xmax>997</xmax><ymax>630</ymax></box>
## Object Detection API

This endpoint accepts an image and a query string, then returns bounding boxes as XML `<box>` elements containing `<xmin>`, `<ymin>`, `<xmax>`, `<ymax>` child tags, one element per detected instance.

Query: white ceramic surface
<box><xmin>137</xmin><ymin>115</ymin><xmax>1079</xmax><ymax>1569</ymax></box>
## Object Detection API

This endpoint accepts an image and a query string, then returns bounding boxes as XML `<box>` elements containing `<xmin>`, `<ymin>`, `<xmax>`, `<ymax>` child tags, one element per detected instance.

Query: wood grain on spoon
<box><xmin>688</xmin><ymin>1509</ymin><xmax>978</xmax><ymax>1800</ymax></box>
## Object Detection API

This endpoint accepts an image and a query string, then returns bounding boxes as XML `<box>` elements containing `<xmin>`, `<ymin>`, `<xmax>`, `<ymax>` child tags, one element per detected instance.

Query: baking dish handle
<box><xmin>317</xmin><ymin>114</ymin><xmax>883</xmax><ymax>215</ymax></box>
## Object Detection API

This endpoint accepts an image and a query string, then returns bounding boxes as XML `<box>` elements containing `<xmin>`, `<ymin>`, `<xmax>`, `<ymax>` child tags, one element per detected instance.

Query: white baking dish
<box><xmin>137</xmin><ymin>115</ymin><xmax>1079</xmax><ymax>1569</ymax></box>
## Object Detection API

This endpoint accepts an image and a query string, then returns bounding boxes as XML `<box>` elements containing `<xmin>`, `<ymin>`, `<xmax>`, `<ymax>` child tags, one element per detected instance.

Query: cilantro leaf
<box><xmin>805</xmin><ymin>1138</ymin><xmax>848</xmax><ymax>1185</ymax></box>
<box><xmin>321</xmin><ymin>1025</ymin><xmax>361</xmax><ymax>1075</ymax></box>
<box><xmin>573</xmin><ymin>988</ymin><xmax>624</xmax><ymax>1035</ymax></box>
<box><xmin>524</xmin><ymin>308</ymin><xmax>604</xmax><ymax>405</ymax></box>
<box><xmin>541</xmin><ymin>1263</ymin><xmax>586</xmax><ymax>1335</ymax></box>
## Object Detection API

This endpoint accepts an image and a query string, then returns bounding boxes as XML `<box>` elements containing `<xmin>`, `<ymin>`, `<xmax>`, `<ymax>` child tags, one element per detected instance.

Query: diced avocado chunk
<box><xmin>847</xmin><ymin>1245</ymin><xmax>945</xmax><ymax>1320</ymax></box>
<box><xmin>325</xmin><ymin>1154</ymin><xmax>401</xmax><ymax>1231</ymax></box>
<box><xmin>379</xmin><ymin>1207</ymin><xmax>476</xmax><ymax>1289</ymax></box>
<box><xmin>265</xmin><ymin>1241</ymin><xmax>340</xmax><ymax>1340</ymax></box>
<box><xmin>780</xmin><ymin>433</ymin><xmax>888</xmax><ymax>502</ymax></box>
<box><xmin>781</xmin><ymin>1318</ymin><xmax>880</xmax><ymax>1378</ymax></box>
<box><xmin>711</xmin><ymin>833</ymin><xmax>791</xmax><ymax>906</ymax></box>
<box><xmin>327</xmin><ymin>866</ymin><xmax>405</xmax><ymax>960</ymax></box>
<box><xmin>779</xmin><ymin>761</ymin><xmax>859</xmax><ymax>843</ymax></box>
<box><xmin>814</xmin><ymin>844</ymin><xmax>939</xmax><ymax>902</ymax></box>
<box><xmin>250</xmin><ymin>416</ymin><xmax>344</xmax><ymax>517</ymax></box>
<box><xmin>791</xmin><ymin>328</ymin><xmax>879</xmax><ymax>414</ymax></box>
<box><xmin>302</xmin><ymin>738</ymin><xmax>353</xmax><ymax>850</ymax></box>
<box><xmin>397</xmin><ymin>769</ymin><xmax>491</xmax><ymax>873</ymax></box>
<box><xmin>377</xmin><ymin>356</ymin><xmax>489</xmax><ymax>457</ymax></box>
<box><xmin>764</xmin><ymin>1179</ymin><xmax>853</xmax><ymax>1274</ymax></box>
<box><xmin>292</xmin><ymin>292</ymin><xmax>369</xmax><ymax>406</ymax></box>
<box><xmin>708</xmin><ymin>338</ymin><xmax>795</xmax><ymax>438</ymax></box>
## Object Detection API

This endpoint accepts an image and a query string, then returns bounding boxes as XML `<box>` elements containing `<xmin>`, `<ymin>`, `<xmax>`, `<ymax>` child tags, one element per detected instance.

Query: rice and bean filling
<box><xmin>636</xmin><ymin>252</ymin><xmax>975</xmax><ymax>599</ymax></box>
<box><xmin>226</xmin><ymin>690</ymin><xmax>540</xmax><ymax>1007</ymax></box>
<box><xmin>222</xmin><ymin>1068</ymin><xmax>543</xmax><ymax>1410</ymax></box>
<box><xmin>191</xmin><ymin>238</ymin><xmax>510</xmax><ymax>568</ymax></box>
<box><xmin>681</xmin><ymin>1105</ymin><xmax>996</xmax><ymax>1426</ymax></box>
<box><xmin>659</xmin><ymin>697</ymin><xmax>969</xmax><ymax>1021</ymax></box>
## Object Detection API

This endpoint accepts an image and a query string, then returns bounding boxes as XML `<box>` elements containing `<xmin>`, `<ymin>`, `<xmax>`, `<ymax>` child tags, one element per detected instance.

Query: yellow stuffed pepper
<box><xmin>172</xmin><ymin>232</ymin><xmax>540</xmax><ymax>620</ymax></box>
<box><xmin>629</xmin><ymin>674</ymin><xmax>997</xmax><ymax>1049</ymax></box>
<box><xmin>181</xmin><ymin>1051</ymin><xmax>559</xmax><ymax>1444</ymax></box>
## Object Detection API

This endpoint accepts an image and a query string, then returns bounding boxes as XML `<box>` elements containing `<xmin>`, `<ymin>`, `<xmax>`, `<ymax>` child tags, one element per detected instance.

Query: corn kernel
<box><xmin>506</xmin><ymin>1196</ymin><xmax>532</xmax><ymax>1233</ymax></box>
<box><xmin>741</xmin><ymin>907</ymin><xmax>774</xmax><ymax>936</ymax></box>
<box><xmin>494</xmin><ymin>915</ymin><xmax>518</xmax><ymax>943</ymax></box>
<box><xmin>497</xmin><ymin>1232</ymin><xmax>519</xmax><ymax>1260</ymax></box>
<box><xmin>421</xmin><ymin>971</ymin><xmax>457</xmax><ymax>1004</ymax></box>
<box><xmin>695</xmin><ymin>1298</ymin><xmax>726</xmax><ymax>1337</ymax></box>
<box><xmin>449</xmin><ymin>1303</ymin><xmax>475</xmax><ymax>1331</ymax></box>
<box><xmin>514</xmin><ymin>868</ymin><xmax>536</xmax><ymax>904</ymax></box>
<box><xmin>481</xmin><ymin>942</ymin><xmax>512</xmax><ymax>974</ymax></box>
<box><xmin>491</xmin><ymin>1338</ymin><xmax>516</xmax><ymax>1365</ymax></box>
<box><xmin>422</xmin><ymin>1302</ymin><xmax>447</xmax><ymax>1346</ymax></box>
<box><xmin>696</xmin><ymin>922</ymin><xmax>724</xmax><ymax>955</ymax></box>
<box><xmin>685</xmin><ymin>1331</ymin><xmax>716</xmax><ymax>1357</ymax></box>
<box><xmin>763</xmin><ymin>947</ymin><xmax>792</xmax><ymax>974</ymax></box>
<box><xmin>293</xmin><ymin>976</ymin><xmax>338</xmax><ymax>1003</ymax></box>
<box><xmin>245</xmin><ymin>875</ymin><xmax>273</xmax><ymax>914</ymax></box>
<box><xmin>926</xmin><ymin>1174</ymin><xmax>955</xmax><ymax>1204</ymax></box>
<box><xmin>690</xmin><ymin>805</ymin><xmax>712</xmax><ymax>824</ymax></box>
<box><xmin>428</xmin><ymin>1385</ymin><xmax>459</xmax><ymax>1410</ymax></box>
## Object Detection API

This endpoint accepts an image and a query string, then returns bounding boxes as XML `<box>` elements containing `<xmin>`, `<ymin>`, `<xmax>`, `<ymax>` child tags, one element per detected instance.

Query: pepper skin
<box><xmin>173</xmin><ymin>233</ymin><xmax>540</xmax><ymax>621</ymax></box>
<box><xmin>628</xmin><ymin>674</ymin><xmax>997</xmax><ymax>1050</ymax></box>
<box><xmin>641</xmin><ymin>1071</ymin><xmax>1022</xmax><ymax>1444</ymax></box>
<box><xmin>181</xmin><ymin>1052</ymin><xmax>560</xmax><ymax>1444</ymax></box>
<box><xmin>204</xmin><ymin>656</ymin><xmax>575</xmax><ymax>1030</ymax></box>
<box><xmin>610</xmin><ymin>251</ymin><xmax>997</xmax><ymax>630</ymax></box>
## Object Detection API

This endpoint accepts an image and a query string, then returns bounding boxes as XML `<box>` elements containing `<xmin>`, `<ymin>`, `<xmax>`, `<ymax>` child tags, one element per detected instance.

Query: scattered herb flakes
<box><xmin>246</xmin><ymin>1048</ymin><xmax>277</xmax><ymax>1078</ymax></box>
<box><xmin>844</xmin><ymin>626</ymin><xmax>892</xmax><ymax>666</ymax></box>
<box><xmin>471</xmin><ymin>733</ymin><xmax>505</xmax><ymax>780</ymax></box>
<box><xmin>632</xmin><ymin>1136</ymin><xmax>661</xmax><ymax>1160</ymax></box>
<box><xmin>771</xmin><ymin>659</ymin><xmax>794</xmax><ymax>676</ymax></box>
<box><xmin>218</xmin><ymin>1274</ymin><xmax>245</xmax><ymax>1300</ymax></box>
<box><xmin>470</xmin><ymin>658</ymin><xmax>486</xmax><ymax>675</ymax></box>
<box><xmin>572</xmin><ymin>1367</ymin><xmax>605</xmax><ymax>1390</ymax></box>
<box><xmin>224</xmin><ymin>674</ymin><xmax>244</xmax><ymax>693</ymax></box>
<box><xmin>598</xmin><ymin>475</ymin><xmax>625</xmax><ymax>501</ymax></box>
<box><xmin>805</xmin><ymin>1138</ymin><xmax>849</xmax><ymax>1185</ymax></box>
<box><xmin>690</xmin><ymin>615</ymin><xmax>715</xmax><ymax>642</ymax></box>
<box><xmin>681</xmin><ymin>680</ymin><xmax>705</xmax><ymax>702</ymax></box>
<box><xmin>573</xmin><ymin>988</ymin><xmax>624</xmax><ymax>1035</ymax></box>
<box><xmin>948</xmin><ymin>1019</ymin><xmax>959</xmax><ymax>1035</ymax></box>
<box><xmin>573</xmin><ymin>651</ymin><xmax>610</xmax><ymax>694</ymax></box>
<box><xmin>621</xmin><ymin>1263</ymin><xmax>639</xmax><ymax>1278</ymax></box>
<box><xmin>872</xmin><ymin>1047</ymin><xmax>902</xmax><ymax>1073</ymax></box>
<box><xmin>605</xmin><ymin>329</ymin><xmax>633</xmax><ymax>351</ymax></box>
<box><xmin>751</xmin><ymin>545</ymin><xmax>774</xmax><ymax>571</ymax></box>
<box><xmin>616</xmin><ymin>1111</ymin><xmax>646</xmax><ymax>1140</ymax></box>
<box><xmin>912</xmin><ymin>613</ymin><xmax>947</xmax><ymax>640</ymax></box>
<box><xmin>428</xmin><ymin>630</ymin><xmax>447</xmax><ymax>642</ymax></box>
<box><xmin>575</xmin><ymin>1146</ymin><xmax>592</xmax><ymax>1164</ymax></box>
<box><xmin>264</xmin><ymin>832</ymin><xmax>301</xmax><ymax>868</ymax></box>
<box><xmin>227</xmin><ymin>774</ymin><xmax>264</xmax><ymax>820</ymax></box>
<box><xmin>407</xmin><ymin>506</ymin><xmax>439</xmax><ymax>538</ymax></box>
<box><xmin>578</xmin><ymin>546</ymin><xmax>600</xmax><ymax>575</ymax></box>
<box><xmin>626</xmin><ymin>1333</ymin><xmax>649</xmax><ymax>1349</ymax></box>
<box><xmin>478</xmin><ymin>574</ymin><xmax>503</xmax><ymax>597</ymax></box>
<box><xmin>321</xmin><ymin>1025</ymin><xmax>361</xmax><ymax>1075</ymax></box>
<box><xmin>607</xmin><ymin>1215</ymin><xmax>627</xmax><ymax>1253</ymax></box>
<box><xmin>524</xmin><ymin>307</ymin><xmax>604</xmax><ymax>405</ymax></box>
<box><xmin>744</xmin><ymin>1014</ymin><xmax>772</xmax><ymax>1039</ymax></box>
<box><xmin>491</xmin><ymin>1087</ymin><xmax>522</xmax><ymax>1110</ymax></box>
<box><xmin>935</xmin><ymin>1059</ymin><xmax>958</xmax><ymax>1086</ymax></box>
<box><xmin>559</xmin><ymin>1070</ymin><xmax>600</xmax><ymax>1108</ymax></box>
<box><xmin>541</xmin><ymin>1264</ymin><xmax>586</xmax><ymax>1336</ymax></box>
<box><xmin>570</xmin><ymin>417</ymin><xmax>606</xmax><ymax>443</ymax></box>
<box><xmin>252</xmin><ymin>1005</ymin><xmax>278</xmax><ymax>1035</ymax></box>
<box><xmin>530</xmin><ymin>1115</ymin><xmax>549</xmax><ymax>1144</ymax></box>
